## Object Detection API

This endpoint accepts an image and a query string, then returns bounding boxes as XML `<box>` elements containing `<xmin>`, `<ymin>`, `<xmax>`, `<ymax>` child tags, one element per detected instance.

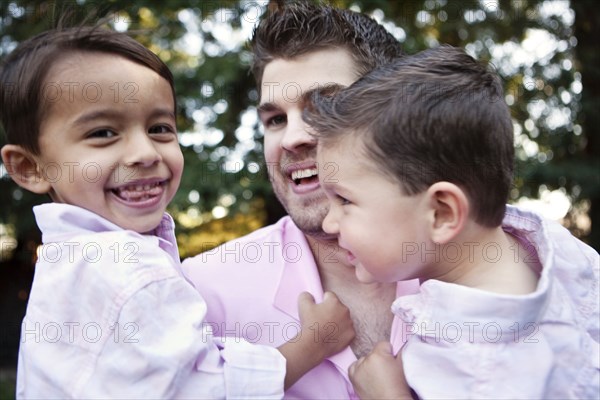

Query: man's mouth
<box><xmin>111</xmin><ymin>181</ymin><xmax>164</xmax><ymax>202</ymax></box>
<box><xmin>290</xmin><ymin>168</ymin><xmax>318</xmax><ymax>185</ymax></box>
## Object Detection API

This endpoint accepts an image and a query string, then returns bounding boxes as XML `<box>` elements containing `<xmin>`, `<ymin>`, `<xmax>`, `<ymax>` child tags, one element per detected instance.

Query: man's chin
<box><xmin>284</xmin><ymin>203</ymin><xmax>329</xmax><ymax>238</ymax></box>
<box><xmin>287</xmin><ymin>211</ymin><xmax>326</xmax><ymax>236</ymax></box>
<box><xmin>275</xmin><ymin>190</ymin><xmax>330</xmax><ymax>235</ymax></box>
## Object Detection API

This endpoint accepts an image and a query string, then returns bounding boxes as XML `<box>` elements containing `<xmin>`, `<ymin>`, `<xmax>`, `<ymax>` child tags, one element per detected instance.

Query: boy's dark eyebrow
<box><xmin>72</xmin><ymin>110</ymin><xmax>122</xmax><ymax>126</ymax></box>
<box><xmin>72</xmin><ymin>108</ymin><xmax>176</xmax><ymax>126</ymax></box>
<box><xmin>148</xmin><ymin>108</ymin><xmax>177</xmax><ymax>121</ymax></box>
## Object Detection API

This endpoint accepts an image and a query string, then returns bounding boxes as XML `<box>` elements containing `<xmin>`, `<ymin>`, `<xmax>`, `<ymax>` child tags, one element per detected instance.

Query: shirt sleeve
<box><xmin>78</xmin><ymin>275</ymin><xmax>286</xmax><ymax>399</ymax></box>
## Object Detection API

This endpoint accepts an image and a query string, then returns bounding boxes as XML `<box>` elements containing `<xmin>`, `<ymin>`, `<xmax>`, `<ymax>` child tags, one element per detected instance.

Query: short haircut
<box><xmin>0</xmin><ymin>26</ymin><xmax>175</xmax><ymax>155</ymax></box>
<box><xmin>306</xmin><ymin>45</ymin><xmax>514</xmax><ymax>227</ymax></box>
<box><xmin>250</xmin><ymin>1</ymin><xmax>403</xmax><ymax>90</ymax></box>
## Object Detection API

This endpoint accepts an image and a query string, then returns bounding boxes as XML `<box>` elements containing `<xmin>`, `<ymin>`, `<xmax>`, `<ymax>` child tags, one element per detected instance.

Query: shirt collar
<box><xmin>392</xmin><ymin>205</ymin><xmax>554</xmax><ymax>335</ymax></box>
<box><xmin>33</xmin><ymin>203</ymin><xmax>177</xmax><ymax>250</ymax></box>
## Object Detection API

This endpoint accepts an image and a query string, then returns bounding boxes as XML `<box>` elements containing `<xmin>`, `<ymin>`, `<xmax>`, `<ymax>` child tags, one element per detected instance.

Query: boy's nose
<box><xmin>124</xmin><ymin>133</ymin><xmax>162</xmax><ymax>167</ymax></box>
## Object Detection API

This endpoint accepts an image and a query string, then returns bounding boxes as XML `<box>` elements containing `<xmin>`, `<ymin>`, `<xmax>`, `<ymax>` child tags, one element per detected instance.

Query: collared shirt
<box><xmin>394</xmin><ymin>205</ymin><xmax>600</xmax><ymax>399</ymax></box>
<box><xmin>17</xmin><ymin>203</ymin><xmax>285</xmax><ymax>399</ymax></box>
<box><xmin>182</xmin><ymin>215</ymin><xmax>420</xmax><ymax>399</ymax></box>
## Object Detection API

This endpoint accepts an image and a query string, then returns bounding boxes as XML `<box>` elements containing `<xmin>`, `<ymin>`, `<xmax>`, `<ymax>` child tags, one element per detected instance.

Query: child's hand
<box><xmin>349</xmin><ymin>341</ymin><xmax>413</xmax><ymax>399</ymax></box>
<box><xmin>297</xmin><ymin>291</ymin><xmax>355</xmax><ymax>359</ymax></box>
<box><xmin>278</xmin><ymin>291</ymin><xmax>355</xmax><ymax>389</ymax></box>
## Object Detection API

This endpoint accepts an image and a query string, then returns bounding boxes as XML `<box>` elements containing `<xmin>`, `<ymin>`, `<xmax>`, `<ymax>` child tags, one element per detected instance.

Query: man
<box><xmin>182</xmin><ymin>2</ymin><xmax>419</xmax><ymax>398</ymax></box>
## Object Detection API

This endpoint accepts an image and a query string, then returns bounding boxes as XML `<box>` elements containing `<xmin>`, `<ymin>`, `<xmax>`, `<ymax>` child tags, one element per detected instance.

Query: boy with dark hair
<box><xmin>0</xmin><ymin>25</ymin><xmax>354</xmax><ymax>398</ymax></box>
<box><xmin>307</xmin><ymin>45</ymin><xmax>599</xmax><ymax>399</ymax></box>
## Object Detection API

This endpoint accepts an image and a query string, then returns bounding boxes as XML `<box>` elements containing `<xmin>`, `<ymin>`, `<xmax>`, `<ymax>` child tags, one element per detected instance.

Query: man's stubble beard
<box><xmin>270</xmin><ymin>174</ymin><xmax>334</xmax><ymax>240</ymax></box>
<box><xmin>285</xmin><ymin>195</ymin><xmax>331</xmax><ymax>239</ymax></box>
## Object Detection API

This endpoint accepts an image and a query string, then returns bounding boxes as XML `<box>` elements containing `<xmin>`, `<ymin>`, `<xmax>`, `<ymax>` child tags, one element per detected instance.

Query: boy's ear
<box><xmin>1</xmin><ymin>144</ymin><xmax>52</xmax><ymax>194</ymax></box>
<box><xmin>424</xmin><ymin>182</ymin><xmax>469</xmax><ymax>244</ymax></box>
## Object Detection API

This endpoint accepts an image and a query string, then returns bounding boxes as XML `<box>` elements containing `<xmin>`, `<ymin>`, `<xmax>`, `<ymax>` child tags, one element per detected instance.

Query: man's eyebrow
<box><xmin>257</xmin><ymin>102</ymin><xmax>280</xmax><ymax>115</ymax></box>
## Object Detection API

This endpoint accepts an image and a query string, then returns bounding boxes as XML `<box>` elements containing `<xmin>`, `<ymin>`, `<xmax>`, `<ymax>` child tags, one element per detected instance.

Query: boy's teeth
<box><xmin>113</xmin><ymin>182</ymin><xmax>163</xmax><ymax>200</ymax></box>
<box><xmin>121</xmin><ymin>182</ymin><xmax>159</xmax><ymax>192</ymax></box>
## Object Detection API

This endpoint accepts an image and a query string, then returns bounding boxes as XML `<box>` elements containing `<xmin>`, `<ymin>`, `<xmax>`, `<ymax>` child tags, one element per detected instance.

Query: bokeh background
<box><xmin>1</xmin><ymin>0</ymin><xmax>598</xmax><ymax>396</ymax></box>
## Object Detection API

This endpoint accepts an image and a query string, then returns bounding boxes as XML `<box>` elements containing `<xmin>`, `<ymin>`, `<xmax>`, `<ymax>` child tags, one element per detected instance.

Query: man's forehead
<box><xmin>259</xmin><ymin>49</ymin><xmax>358</xmax><ymax>105</ymax></box>
<box><xmin>259</xmin><ymin>76</ymin><xmax>350</xmax><ymax>106</ymax></box>
<box><xmin>259</xmin><ymin>79</ymin><xmax>336</xmax><ymax>106</ymax></box>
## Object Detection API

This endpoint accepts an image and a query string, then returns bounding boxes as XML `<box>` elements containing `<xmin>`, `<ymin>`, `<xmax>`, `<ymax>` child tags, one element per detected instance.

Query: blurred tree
<box><xmin>1</xmin><ymin>0</ymin><xmax>598</xmax><ymax>264</ymax></box>
<box><xmin>0</xmin><ymin>0</ymin><xmax>281</xmax><ymax>258</ymax></box>
<box><xmin>571</xmin><ymin>0</ymin><xmax>600</xmax><ymax>249</ymax></box>
<box><xmin>343</xmin><ymin>0</ymin><xmax>598</xmax><ymax>249</ymax></box>
<box><xmin>0</xmin><ymin>0</ymin><xmax>598</xmax><ymax>387</ymax></box>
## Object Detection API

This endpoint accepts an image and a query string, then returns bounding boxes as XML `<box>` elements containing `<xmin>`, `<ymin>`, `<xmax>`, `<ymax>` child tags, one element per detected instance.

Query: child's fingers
<box><xmin>349</xmin><ymin>356</ymin><xmax>365</xmax><ymax>376</ymax></box>
<box><xmin>322</xmin><ymin>291</ymin><xmax>338</xmax><ymax>302</ymax></box>
<box><xmin>298</xmin><ymin>291</ymin><xmax>316</xmax><ymax>311</ymax></box>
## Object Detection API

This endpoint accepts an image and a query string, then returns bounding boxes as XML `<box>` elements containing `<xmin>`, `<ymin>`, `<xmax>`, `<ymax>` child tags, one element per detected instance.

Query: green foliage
<box><xmin>1</xmin><ymin>0</ymin><xmax>598</xmax><ymax>256</ymax></box>
<box><xmin>0</xmin><ymin>377</ymin><xmax>16</xmax><ymax>400</ymax></box>
<box><xmin>0</xmin><ymin>0</ymin><xmax>597</xmax><ymax>386</ymax></box>
<box><xmin>350</xmin><ymin>0</ymin><xmax>599</xmax><ymax>247</ymax></box>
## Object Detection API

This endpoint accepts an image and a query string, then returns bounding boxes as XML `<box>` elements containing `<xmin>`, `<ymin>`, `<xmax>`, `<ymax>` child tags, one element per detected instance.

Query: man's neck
<box><xmin>305</xmin><ymin>234</ymin><xmax>353</xmax><ymax>285</ymax></box>
<box><xmin>305</xmin><ymin>234</ymin><xmax>397</xmax><ymax>358</ymax></box>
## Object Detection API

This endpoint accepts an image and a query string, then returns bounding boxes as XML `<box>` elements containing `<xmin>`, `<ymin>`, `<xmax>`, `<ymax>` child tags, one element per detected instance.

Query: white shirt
<box><xmin>17</xmin><ymin>203</ymin><xmax>285</xmax><ymax>399</ymax></box>
<box><xmin>181</xmin><ymin>215</ymin><xmax>421</xmax><ymax>399</ymax></box>
<box><xmin>394</xmin><ymin>205</ymin><xmax>600</xmax><ymax>399</ymax></box>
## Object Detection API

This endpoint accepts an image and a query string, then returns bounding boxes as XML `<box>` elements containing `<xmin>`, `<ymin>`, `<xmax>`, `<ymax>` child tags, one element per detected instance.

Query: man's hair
<box><xmin>306</xmin><ymin>46</ymin><xmax>514</xmax><ymax>227</ymax></box>
<box><xmin>250</xmin><ymin>1</ymin><xmax>403</xmax><ymax>89</ymax></box>
<box><xmin>0</xmin><ymin>26</ymin><xmax>175</xmax><ymax>155</ymax></box>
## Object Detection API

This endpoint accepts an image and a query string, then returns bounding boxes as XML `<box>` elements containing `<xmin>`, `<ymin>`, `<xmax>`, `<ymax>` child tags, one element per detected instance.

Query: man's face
<box><xmin>258</xmin><ymin>48</ymin><xmax>358</xmax><ymax>237</ymax></box>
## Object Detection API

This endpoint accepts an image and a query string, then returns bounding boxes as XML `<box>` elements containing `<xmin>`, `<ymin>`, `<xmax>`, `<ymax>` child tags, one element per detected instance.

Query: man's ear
<box><xmin>425</xmin><ymin>182</ymin><xmax>469</xmax><ymax>244</ymax></box>
<box><xmin>1</xmin><ymin>144</ymin><xmax>52</xmax><ymax>194</ymax></box>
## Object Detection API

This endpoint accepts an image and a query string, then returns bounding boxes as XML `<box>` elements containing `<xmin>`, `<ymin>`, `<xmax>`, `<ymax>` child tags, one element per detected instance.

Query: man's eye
<box><xmin>88</xmin><ymin>129</ymin><xmax>117</xmax><ymax>139</ymax></box>
<box><xmin>265</xmin><ymin>114</ymin><xmax>286</xmax><ymax>128</ymax></box>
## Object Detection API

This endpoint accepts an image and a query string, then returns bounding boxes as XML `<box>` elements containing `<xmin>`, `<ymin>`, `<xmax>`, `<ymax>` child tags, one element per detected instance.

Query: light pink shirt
<box><xmin>17</xmin><ymin>203</ymin><xmax>285</xmax><ymax>399</ymax></box>
<box><xmin>394</xmin><ymin>205</ymin><xmax>600</xmax><ymax>399</ymax></box>
<box><xmin>182</xmin><ymin>216</ymin><xmax>420</xmax><ymax>399</ymax></box>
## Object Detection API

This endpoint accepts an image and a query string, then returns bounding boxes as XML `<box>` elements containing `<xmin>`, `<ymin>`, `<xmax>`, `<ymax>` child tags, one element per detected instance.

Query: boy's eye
<box><xmin>88</xmin><ymin>129</ymin><xmax>117</xmax><ymax>139</ymax></box>
<box><xmin>148</xmin><ymin>124</ymin><xmax>175</xmax><ymax>134</ymax></box>
<box><xmin>336</xmin><ymin>194</ymin><xmax>350</xmax><ymax>205</ymax></box>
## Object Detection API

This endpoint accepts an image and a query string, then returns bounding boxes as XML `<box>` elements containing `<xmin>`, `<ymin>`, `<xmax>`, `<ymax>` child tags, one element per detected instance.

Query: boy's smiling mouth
<box><xmin>111</xmin><ymin>180</ymin><xmax>166</xmax><ymax>202</ymax></box>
